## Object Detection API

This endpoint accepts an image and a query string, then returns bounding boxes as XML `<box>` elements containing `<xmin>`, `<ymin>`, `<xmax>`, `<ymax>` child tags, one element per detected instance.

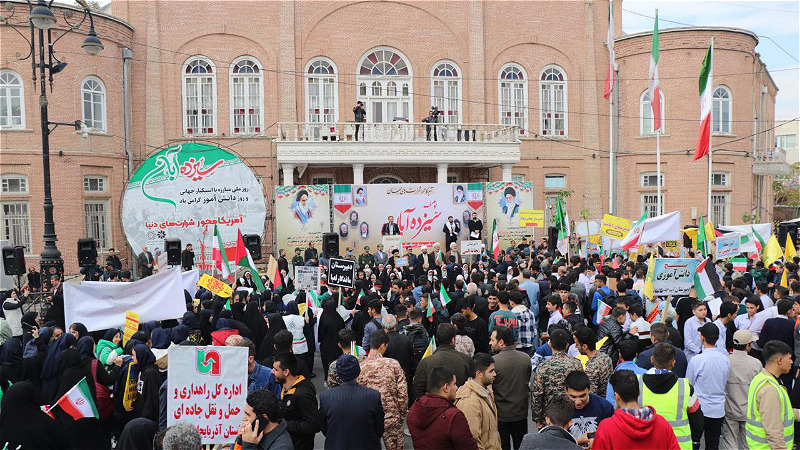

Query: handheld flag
<box><xmin>621</xmin><ymin>213</ymin><xmax>647</xmax><ymax>251</ymax></box>
<box><xmin>439</xmin><ymin>283</ymin><xmax>452</xmax><ymax>306</ymax></box>
<box><xmin>555</xmin><ymin>195</ymin><xmax>568</xmax><ymax>255</ymax></box>
<box><xmin>235</xmin><ymin>229</ymin><xmax>266</xmax><ymax>292</ymax></box>
<box><xmin>426</xmin><ymin>296</ymin><xmax>437</xmax><ymax>322</ymax></box>
<box><xmin>594</xmin><ymin>301</ymin><xmax>612</xmax><ymax>325</ymax></box>
<box><xmin>491</xmin><ymin>219</ymin><xmax>500</xmax><ymax>260</ymax></box>
<box><xmin>786</xmin><ymin>234</ymin><xmax>797</xmax><ymax>261</ymax></box>
<box><xmin>781</xmin><ymin>266</ymin><xmax>789</xmax><ymax>288</ymax></box>
<box><xmin>763</xmin><ymin>234</ymin><xmax>784</xmax><ymax>267</ymax></box>
<box><xmin>53</xmin><ymin>377</ymin><xmax>98</xmax><ymax>420</ymax></box>
<box><xmin>350</xmin><ymin>341</ymin><xmax>365</xmax><ymax>357</ymax></box>
<box><xmin>694</xmin><ymin>257</ymin><xmax>723</xmax><ymax>299</ymax></box>
<box><xmin>752</xmin><ymin>226</ymin><xmax>766</xmax><ymax>260</ymax></box>
<box><xmin>356</xmin><ymin>289</ymin><xmax>366</xmax><ymax>306</ymax></box>
<box><xmin>643</xmin><ymin>251</ymin><xmax>656</xmax><ymax>301</ymax></box>
<box><xmin>267</xmin><ymin>255</ymin><xmax>283</xmax><ymax>291</ymax></box>
<box><xmin>694</xmin><ymin>42</ymin><xmax>713</xmax><ymax>160</ymax></box>
<box><xmin>212</xmin><ymin>225</ymin><xmax>233</xmax><ymax>281</ymax></box>
<box><xmin>422</xmin><ymin>336</ymin><xmax>437</xmax><ymax>359</ymax></box>
<box><xmin>731</xmin><ymin>257</ymin><xmax>747</xmax><ymax>272</ymax></box>
<box><xmin>648</xmin><ymin>10</ymin><xmax>662</xmax><ymax>131</ymax></box>
<box><xmin>697</xmin><ymin>214</ymin><xmax>707</xmax><ymax>257</ymax></box>
<box><xmin>603</xmin><ymin>0</ymin><xmax>615</xmax><ymax>100</ymax></box>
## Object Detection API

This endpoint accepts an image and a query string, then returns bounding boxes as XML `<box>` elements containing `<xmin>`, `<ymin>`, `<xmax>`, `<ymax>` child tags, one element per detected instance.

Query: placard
<box><xmin>328</xmin><ymin>258</ymin><xmax>355</xmax><ymax>289</ymax></box>
<box><xmin>601</xmin><ymin>214</ymin><xmax>632</xmax><ymax>240</ymax></box>
<box><xmin>652</xmin><ymin>258</ymin><xmax>700</xmax><ymax>296</ymax></box>
<box><xmin>122</xmin><ymin>310</ymin><xmax>140</xmax><ymax>347</ymax></box>
<box><xmin>519</xmin><ymin>210</ymin><xmax>545</xmax><ymax>228</ymax></box>
<box><xmin>382</xmin><ymin>235</ymin><xmax>404</xmax><ymax>253</ymax></box>
<box><xmin>461</xmin><ymin>240</ymin><xmax>483</xmax><ymax>255</ymax></box>
<box><xmin>716</xmin><ymin>233</ymin><xmax>741</xmax><ymax>259</ymax></box>
<box><xmin>168</xmin><ymin>346</ymin><xmax>248</xmax><ymax>443</ymax></box>
<box><xmin>122</xmin><ymin>361</ymin><xmax>138</xmax><ymax>412</ymax></box>
<box><xmin>294</xmin><ymin>266</ymin><xmax>321</xmax><ymax>291</ymax></box>
<box><xmin>395</xmin><ymin>256</ymin><xmax>409</xmax><ymax>267</ymax></box>
<box><xmin>663</xmin><ymin>241</ymin><xmax>679</xmax><ymax>250</ymax></box>
<box><xmin>197</xmin><ymin>274</ymin><xmax>233</xmax><ymax>298</ymax></box>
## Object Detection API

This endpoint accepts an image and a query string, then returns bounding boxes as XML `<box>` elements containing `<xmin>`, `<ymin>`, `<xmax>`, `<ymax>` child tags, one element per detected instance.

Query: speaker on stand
<box><xmin>243</xmin><ymin>234</ymin><xmax>262</xmax><ymax>260</ymax></box>
<box><xmin>165</xmin><ymin>238</ymin><xmax>181</xmax><ymax>266</ymax></box>
<box><xmin>78</xmin><ymin>238</ymin><xmax>98</xmax><ymax>267</ymax></box>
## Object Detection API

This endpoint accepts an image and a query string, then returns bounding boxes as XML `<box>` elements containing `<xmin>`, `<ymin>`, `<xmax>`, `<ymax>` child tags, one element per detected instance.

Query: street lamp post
<box><xmin>1</xmin><ymin>0</ymin><xmax>103</xmax><ymax>290</ymax></box>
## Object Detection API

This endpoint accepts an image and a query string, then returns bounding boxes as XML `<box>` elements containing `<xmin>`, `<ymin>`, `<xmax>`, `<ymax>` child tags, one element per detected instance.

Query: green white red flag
<box><xmin>53</xmin><ymin>377</ymin><xmax>98</xmax><ymax>420</ymax></box>
<box><xmin>621</xmin><ymin>213</ymin><xmax>647</xmax><ymax>251</ymax></box>
<box><xmin>236</xmin><ymin>229</ymin><xmax>266</xmax><ymax>292</ymax></box>
<box><xmin>648</xmin><ymin>11</ymin><xmax>661</xmax><ymax>131</ymax></box>
<box><xmin>439</xmin><ymin>282</ymin><xmax>452</xmax><ymax>306</ymax></box>
<box><xmin>212</xmin><ymin>225</ymin><xmax>233</xmax><ymax>281</ymax></box>
<box><xmin>731</xmin><ymin>257</ymin><xmax>747</xmax><ymax>272</ymax></box>
<box><xmin>604</xmin><ymin>0</ymin><xmax>616</xmax><ymax>99</ymax></box>
<box><xmin>694</xmin><ymin>42</ymin><xmax>713</xmax><ymax>160</ymax></box>
<box><xmin>491</xmin><ymin>219</ymin><xmax>500</xmax><ymax>260</ymax></box>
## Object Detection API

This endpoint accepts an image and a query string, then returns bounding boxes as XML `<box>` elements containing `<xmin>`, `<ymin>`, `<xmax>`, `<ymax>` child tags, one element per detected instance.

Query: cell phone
<box><xmin>587</xmin><ymin>432</ymin><xmax>596</xmax><ymax>439</ymax></box>
<box><xmin>251</xmin><ymin>416</ymin><xmax>269</xmax><ymax>434</ymax></box>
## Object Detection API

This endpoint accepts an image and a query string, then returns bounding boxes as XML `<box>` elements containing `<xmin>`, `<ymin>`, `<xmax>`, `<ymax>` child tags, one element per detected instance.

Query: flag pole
<box><xmin>655</xmin><ymin>9</ymin><xmax>662</xmax><ymax>217</ymax></box>
<box><xmin>707</xmin><ymin>37</ymin><xmax>714</xmax><ymax>221</ymax></box>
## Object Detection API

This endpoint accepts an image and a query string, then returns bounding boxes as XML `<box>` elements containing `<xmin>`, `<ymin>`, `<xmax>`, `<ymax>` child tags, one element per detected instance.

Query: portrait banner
<box><xmin>485</xmin><ymin>181</ymin><xmax>535</xmax><ymax>250</ymax></box>
<box><xmin>332</xmin><ymin>184</ymin><xmax>486</xmax><ymax>252</ymax></box>
<box><xmin>275</xmin><ymin>185</ymin><xmax>331</xmax><ymax>251</ymax></box>
<box><xmin>122</xmin><ymin>143</ymin><xmax>267</xmax><ymax>271</ymax></box>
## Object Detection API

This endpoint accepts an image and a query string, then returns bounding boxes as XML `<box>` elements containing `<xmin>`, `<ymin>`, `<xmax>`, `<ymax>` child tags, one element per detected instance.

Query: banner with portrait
<box><xmin>331</xmin><ymin>183</ymin><xmax>486</xmax><ymax>253</ymax></box>
<box><xmin>275</xmin><ymin>185</ymin><xmax>331</xmax><ymax>252</ymax></box>
<box><xmin>485</xmin><ymin>181</ymin><xmax>535</xmax><ymax>250</ymax></box>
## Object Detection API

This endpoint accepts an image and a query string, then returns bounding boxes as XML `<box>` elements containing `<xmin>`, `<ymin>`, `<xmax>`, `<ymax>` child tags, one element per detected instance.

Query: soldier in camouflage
<box><xmin>530</xmin><ymin>328</ymin><xmax>583</xmax><ymax>425</ymax></box>
<box><xmin>358</xmin><ymin>329</ymin><xmax>408</xmax><ymax>450</ymax></box>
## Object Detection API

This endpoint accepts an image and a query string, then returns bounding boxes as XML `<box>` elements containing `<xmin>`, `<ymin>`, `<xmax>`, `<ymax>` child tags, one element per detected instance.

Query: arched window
<box><xmin>357</xmin><ymin>47</ymin><xmax>412</xmax><ymax>123</ymax></box>
<box><xmin>539</xmin><ymin>65</ymin><xmax>567</xmax><ymax>136</ymax></box>
<box><xmin>640</xmin><ymin>90</ymin><xmax>665</xmax><ymax>135</ymax></box>
<box><xmin>712</xmin><ymin>86</ymin><xmax>731</xmax><ymax>134</ymax></box>
<box><xmin>0</xmin><ymin>70</ymin><xmax>24</xmax><ymax>128</ymax></box>
<box><xmin>369</xmin><ymin>175</ymin><xmax>404</xmax><ymax>184</ymax></box>
<box><xmin>431</xmin><ymin>61</ymin><xmax>462</xmax><ymax>124</ymax></box>
<box><xmin>182</xmin><ymin>56</ymin><xmax>216</xmax><ymax>135</ymax></box>
<box><xmin>498</xmin><ymin>64</ymin><xmax>527</xmax><ymax>135</ymax></box>
<box><xmin>305</xmin><ymin>58</ymin><xmax>338</xmax><ymax>125</ymax></box>
<box><xmin>230</xmin><ymin>57</ymin><xmax>263</xmax><ymax>135</ymax></box>
<box><xmin>81</xmin><ymin>76</ymin><xmax>106</xmax><ymax>131</ymax></box>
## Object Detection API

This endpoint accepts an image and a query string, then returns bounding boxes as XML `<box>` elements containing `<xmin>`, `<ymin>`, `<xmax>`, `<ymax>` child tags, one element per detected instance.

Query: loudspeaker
<box><xmin>165</xmin><ymin>238</ymin><xmax>181</xmax><ymax>266</ymax></box>
<box><xmin>2</xmin><ymin>246</ymin><xmax>25</xmax><ymax>276</ymax></box>
<box><xmin>322</xmin><ymin>233</ymin><xmax>339</xmax><ymax>258</ymax></box>
<box><xmin>778</xmin><ymin>223</ymin><xmax>799</xmax><ymax>250</ymax></box>
<box><xmin>547</xmin><ymin>227</ymin><xmax>558</xmax><ymax>252</ymax></box>
<box><xmin>243</xmin><ymin>234</ymin><xmax>262</xmax><ymax>260</ymax></box>
<box><xmin>77</xmin><ymin>238</ymin><xmax>97</xmax><ymax>267</ymax></box>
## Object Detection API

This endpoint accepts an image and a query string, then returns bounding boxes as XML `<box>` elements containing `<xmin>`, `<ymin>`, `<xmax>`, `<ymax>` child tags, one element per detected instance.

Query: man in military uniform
<box><xmin>359</xmin><ymin>246</ymin><xmax>374</xmax><ymax>270</ymax></box>
<box><xmin>291</xmin><ymin>247</ymin><xmax>305</xmax><ymax>270</ymax></box>
<box><xmin>358</xmin><ymin>329</ymin><xmax>408</xmax><ymax>450</ymax></box>
<box><xmin>530</xmin><ymin>328</ymin><xmax>582</xmax><ymax>426</ymax></box>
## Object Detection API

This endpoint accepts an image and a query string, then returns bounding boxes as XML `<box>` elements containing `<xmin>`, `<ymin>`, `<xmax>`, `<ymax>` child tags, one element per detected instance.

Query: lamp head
<box><xmin>30</xmin><ymin>3</ymin><xmax>56</xmax><ymax>30</ymax></box>
<box><xmin>82</xmin><ymin>27</ymin><xmax>103</xmax><ymax>55</ymax></box>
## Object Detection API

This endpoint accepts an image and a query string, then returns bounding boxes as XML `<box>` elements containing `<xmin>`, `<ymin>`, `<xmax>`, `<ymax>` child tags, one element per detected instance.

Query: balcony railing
<box><xmin>275</xmin><ymin>122</ymin><xmax>519</xmax><ymax>143</ymax></box>
<box><xmin>753</xmin><ymin>146</ymin><xmax>791</xmax><ymax>175</ymax></box>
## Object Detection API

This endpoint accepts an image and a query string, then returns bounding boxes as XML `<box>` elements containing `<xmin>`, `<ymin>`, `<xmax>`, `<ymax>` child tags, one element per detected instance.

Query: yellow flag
<box><xmin>763</xmin><ymin>234</ymin><xmax>784</xmax><ymax>267</ymax></box>
<box><xmin>643</xmin><ymin>252</ymin><xmax>656</xmax><ymax>301</ymax></box>
<box><xmin>422</xmin><ymin>336</ymin><xmax>436</xmax><ymax>359</ymax></box>
<box><xmin>786</xmin><ymin>234</ymin><xmax>798</xmax><ymax>261</ymax></box>
<box><xmin>781</xmin><ymin>266</ymin><xmax>789</xmax><ymax>288</ymax></box>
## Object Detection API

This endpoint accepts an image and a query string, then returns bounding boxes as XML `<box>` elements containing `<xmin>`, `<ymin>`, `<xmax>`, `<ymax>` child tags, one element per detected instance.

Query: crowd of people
<box><xmin>1</xmin><ymin>234</ymin><xmax>800</xmax><ymax>450</ymax></box>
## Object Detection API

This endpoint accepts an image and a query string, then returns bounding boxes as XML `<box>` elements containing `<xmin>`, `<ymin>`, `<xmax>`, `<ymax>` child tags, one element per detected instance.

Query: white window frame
<box><xmin>182</xmin><ymin>56</ymin><xmax>217</xmax><ymax>136</ymax></box>
<box><xmin>305</xmin><ymin>57</ymin><xmax>339</xmax><ymax>126</ymax></box>
<box><xmin>84</xmin><ymin>200</ymin><xmax>111</xmax><ymax>250</ymax></box>
<box><xmin>81</xmin><ymin>76</ymin><xmax>106</xmax><ymax>132</ymax></box>
<box><xmin>356</xmin><ymin>47</ymin><xmax>413</xmax><ymax>123</ymax></box>
<box><xmin>539</xmin><ymin>65</ymin><xmax>567</xmax><ymax>137</ymax></box>
<box><xmin>311</xmin><ymin>174</ymin><xmax>335</xmax><ymax>185</ymax></box>
<box><xmin>1</xmin><ymin>201</ymin><xmax>32</xmax><ymax>251</ymax></box>
<box><xmin>0</xmin><ymin>70</ymin><xmax>25</xmax><ymax>129</ymax></box>
<box><xmin>498</xmin><ymin>63</ymin><xmax>528</xmax><ymax>135</ymax></box>
<box><xmin>229</xmin><ymin>56</ymin><xmax>264</xmax><ymax>136</ymax></box>
<box><xmin>431</xmin><ymin>60</ymin><xmax>462</xmax><ymax>125</ymax></box>
<box><xmin>712</xmin><ymin>85</ymin><xmax>732</xmax><ymax>134</ymax></box>
<box><xmin>777</xmin><ymin>134</ymin><xmax>797</xmax><ymax>149</ymax></box>
<box><xmin>640</xmin><ymin>89</ymin><xmax>665</xmax><ymax>135</ymax></box>
<box><xmin>711</xmin><ymin>193</ymin><xmax>729</xmax><ymax>226</ymax></box>
<box><xmin>1</xmin><ymin>174</ymin><xmax>29</xmax><ymax>194</ymax></box>
<box><xmin>641</xmin><ymin>193</ymin><xmax>664</xmax><ymax>218</ymax></box>
<box><xmin>83</xmin><ymin>175</ymin><xmax>108</xmax><ymax>193</ymax></box>
<box><xmin>544</xmin><ymin>174</ymin><xmax>566</xmax><ymax>190</ymax></box>
<box><xmin>711</xmin><ymin>171</ymin><xmax>730</xmax><ymax>187</ymax></box>
<box><xmin>640</xmin><ymin>172</ymin><xmax>665</xmax><ymax>188</ymax></box>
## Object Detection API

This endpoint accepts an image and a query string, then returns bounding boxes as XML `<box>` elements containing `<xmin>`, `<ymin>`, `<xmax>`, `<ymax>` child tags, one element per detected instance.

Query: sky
<box><xmin>622</xmin><ymin>0</ymin><xmax>800</xmax><ymax>120</ymax></box>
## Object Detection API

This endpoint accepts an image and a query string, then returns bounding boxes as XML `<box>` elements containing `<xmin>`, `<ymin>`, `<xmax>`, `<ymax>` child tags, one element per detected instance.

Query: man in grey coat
<box><xmin>491</xmin><ymin>325</ymin><xmax>532</xmax><ymax>450</ymax></box>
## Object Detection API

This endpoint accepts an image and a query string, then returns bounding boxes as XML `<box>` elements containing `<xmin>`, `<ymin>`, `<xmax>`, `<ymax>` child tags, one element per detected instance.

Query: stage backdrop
<box><xmin>485</xmin><ymin>181</ymin><xmax>535</xmax><ymax>250</ymax></box>
<box><xmin>122</xmin><ymin>143</ymin><xmax>266</xmax><ymax>269</ymax></box>
<box><xmin>329</xmin><ymin>183</ymin><xmax>486</xmax><ymax>253</ymax></box>
<box><xmin>275</xmin><ymin>185</ymin><xmax>331</xmax><ymax>251</ymax></box>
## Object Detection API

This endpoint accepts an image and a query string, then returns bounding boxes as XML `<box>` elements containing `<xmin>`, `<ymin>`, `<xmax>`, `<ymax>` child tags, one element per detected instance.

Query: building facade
<box><xmin>0</xmin><ymin>0</ymin><xmax>788</xmax><ymax>271</ymax></box>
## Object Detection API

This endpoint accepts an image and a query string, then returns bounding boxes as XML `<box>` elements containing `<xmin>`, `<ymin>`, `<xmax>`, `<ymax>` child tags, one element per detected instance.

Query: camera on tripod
<box><xmin>430</xmin><ymin>105</ymin><xmax>441</xmax><ymax>118</ymax></box>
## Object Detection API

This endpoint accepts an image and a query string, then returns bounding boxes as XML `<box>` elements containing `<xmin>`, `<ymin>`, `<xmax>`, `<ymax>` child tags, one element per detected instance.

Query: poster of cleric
<box><xmin>275</xmin><ymin>185</ymin><xmax>331</xmax><ymax>251</ymax></box>
<box><xmin>485</xmin><ymin>181</ymin><xmax>535</xmax><ymax>249</ymax></box>
<box><xmin>121</xmin><ymin>143</ymin><xmax>267</xmax><ymax>258</ymax></box>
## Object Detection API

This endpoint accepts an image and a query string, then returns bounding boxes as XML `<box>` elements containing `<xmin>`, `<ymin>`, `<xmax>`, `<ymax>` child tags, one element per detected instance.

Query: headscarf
<box><xmin>75</xmin><ymin>336</ymin><xmax>95</xmax><ymax>363</ymax></box>
<box><xmin>0</xmin><ymin>381</ymin><xmax>69</xmax><ymax>449</ymax></box>
<box><xmin>102</xmin><ymin>328</ymin><xmax>120</xmax><ymax>343</ymax></box>
<box><xmin>181</xmin><ymin>312</ymin><xmax>198</xmax><ymax>329</ymax></box>
<box><xmin>117</xmin><ymin>417</ymin><xmax>158</xmax><ymax>450</ymax></box>
<box><xmin>21</xmin><ymin>311</ymin><xmax>38</xmax><ymax>331</ymax></box>
<box><xmin>219</xmin><ymin>309</ymin><xmax>233</xmax><ymax>320</ymax></box>
<box><xmin>0</xmin><ymin>319</ymin><xmax>12</xmax><ymax>346</ymax></box>
<box><xmin>133</xmin><ymin>344</ymin><xmax>156</xmax><ymax>369</ymax></box>
<box><xmin>58</xmin><ymin>347</ymin><xmax>82</xmax><ymax>373</ymax></box>
<box><xmin>242</xmin><ymin>301</ymin><xmax>267</xmax><ymax>346</ymax></box>
<box><xmin>216</xmin><ymin>318</ymin><xmax>231</xmax><ymax>331</ymax></box>
<box><xmin>69</xmin><ymin>322</ymin><xmax>89</xmax><ymax>339</ymax></box>
<box><xmin>197</xmin><ymin>309</ymin><xmax>214</xmax><ymax>344</ymax></box>
<box><xmin>40</xmin><ymin>332</ymin><xmax>77</xmax><ymax>379</ymax></box>
<box><xmin>169</xmin><ymin>325</ymin><xmax>190</xmax><ymax>344</ymax></box>
<box><xmin>0</xmin><ymin>337</ymin><xmax>23</xmax><ymax>366</ymax></box>
<box><xmin>286</xmin><ymin>300</ymin><xmax>300</xmax><ymax>316</ymax></box>
<box><xmin>150</xmin><ymin>328</ymin><xmax>171</xmax><ymax>349</ymax></box>
<box><xmin>23</xmin><ymin>326</ymin><xmax>53</xmax><ymax>358</ymax></box>
<box><xmin>69</xmin><ymin>418</ymin><xmax>109</xmax><ymax>450</ymax></box>
<box><xmin>143</xmin><ymin>321</ymin><xmax>157</xmax><ymax>334</ymax></box>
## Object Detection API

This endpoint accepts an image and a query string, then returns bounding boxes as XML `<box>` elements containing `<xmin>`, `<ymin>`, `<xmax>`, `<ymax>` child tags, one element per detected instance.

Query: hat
<box><xmin>733</xmin><ymin>329</ymin><xmax>756</xmax><ymax>346</ymax></box>
<box><xmin>698</xmin><ymin>322</ymin><xmax>719</xmax><ymax>341</ymax></box>
<box><xmin>336</xmin><ymin>354</ymin><xmax>361</xmax><ymax>382</ymax></box>
<box><xmin>421</xmin><ymin>245</ymin><xmax>428</xmax><ymax>250</ymax></box>
<box><xmin>364</xmin><ymin>246</ymin><xmax>370</xmax><ymax>251</ymax></box>
<box><xmin>294</xmin><ymin>247</ymin><xmax>302</xmax><ymax>252</ymax></box>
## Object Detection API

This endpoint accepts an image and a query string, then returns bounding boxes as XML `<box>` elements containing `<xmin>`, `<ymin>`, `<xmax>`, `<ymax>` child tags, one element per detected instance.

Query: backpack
<box><xmin>402</xmin><ymin>325</ymin><xmax>430</xmax><ymax>361</ymax></box>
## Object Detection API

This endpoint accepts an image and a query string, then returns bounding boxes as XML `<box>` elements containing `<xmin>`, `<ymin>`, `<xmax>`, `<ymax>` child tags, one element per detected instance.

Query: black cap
<box><xmin>698</xmin><ymin>322</ymin><xmax>719</xmax><ymax>341</ymax></box>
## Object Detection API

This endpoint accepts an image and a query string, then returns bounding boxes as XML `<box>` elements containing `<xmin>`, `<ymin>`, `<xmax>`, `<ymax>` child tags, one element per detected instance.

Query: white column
<box><xmin>353</xmin><ymin>163</ymin><xmax>365</xmax><ymax>184</ymax></box>
<box><xmin>282</xmin><ymin>163</ymin><xmax>295</xmax><ymax>186</ymax></box>
<box><xmin>501</xmin><ymin>164</ymin><xmax>513</xmax><ymax>181</ymax></box>
<box><xmin>437</xmin><ymin>163</ymin><xmax>448</xmax><ymax>184</ymax></box>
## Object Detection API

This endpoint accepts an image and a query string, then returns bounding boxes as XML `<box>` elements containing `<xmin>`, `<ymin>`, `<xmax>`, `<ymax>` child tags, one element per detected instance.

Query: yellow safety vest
<box><xmin>746</xmin><ymin>371</ymin><xmax>794</xmax><ymax>449</ymax></box>
<box><xmin>637</xmin><ymin>375</ymin><xmax>692</xmax><ymax>450</ymax></box>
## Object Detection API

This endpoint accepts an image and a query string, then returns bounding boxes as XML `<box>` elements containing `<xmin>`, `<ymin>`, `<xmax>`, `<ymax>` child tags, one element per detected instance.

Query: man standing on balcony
<box><xmin>353</xmin><ymin>101</ymin><xmax>366</xmax><ymax>141</ymax></box>
<box><xmin>382</xmin><ymin>216</ymin><xmax>400</xmax><ymax>236</ymax></box>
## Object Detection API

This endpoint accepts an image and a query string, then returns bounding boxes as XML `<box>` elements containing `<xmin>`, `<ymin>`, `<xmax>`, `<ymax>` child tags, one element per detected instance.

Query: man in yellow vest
<box><xmin>746</xmin><ymin>340</ymin><xmax>799</xmax><ymax>449</ymax></box>
<box><xmin>637</xmin><ymin>342</ymin><xmax>703</xmax><ymax>450</ymax></box>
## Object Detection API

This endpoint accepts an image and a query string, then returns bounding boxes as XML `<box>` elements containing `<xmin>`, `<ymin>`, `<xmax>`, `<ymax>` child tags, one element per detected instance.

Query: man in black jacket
<box><xmin>412</xmin><ymin>323</ymin><xmax>471</xmax><ymax>399</ymax></box>
<box><xmin>180</xmin><ymin>244</ymin><xmax>194</xmax><ymax>271</ymax></box>
<box><xmin>757</xmin><ymin>298</ymin><xmax>796</xmax><ymax>387</ymax></box>
<box><xmin>271</xmin><ymin>353</ymin><xmax>319</xmax><ymax>450</ymax></box>
<box><xmin>353</xmin><ymin>101</ymin><xmax>366</xmax><ymax>140</ymax></box>
<box><xmin>382</xmin><ymin>314</ymin><xmax>413</xmax><ymax>392</ymax></box>
<box><xmin>596</xmin><ymin>307</ymin><xmax>628</xmax><ymax>363</ymax></box>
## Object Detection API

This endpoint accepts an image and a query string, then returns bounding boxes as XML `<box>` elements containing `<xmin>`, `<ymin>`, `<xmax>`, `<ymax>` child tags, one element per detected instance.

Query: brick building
<box><xmin>0</xmin><ymin>0</ymin><xmax>788</xmax><ymax>273</ymax></box>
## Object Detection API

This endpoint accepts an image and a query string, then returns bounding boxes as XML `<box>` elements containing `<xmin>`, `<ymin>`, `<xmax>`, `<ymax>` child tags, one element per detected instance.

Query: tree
<box><xmin>774</xmin><ymin>162</ymin><xmax>800</xmax><ymax>206</ymax></box>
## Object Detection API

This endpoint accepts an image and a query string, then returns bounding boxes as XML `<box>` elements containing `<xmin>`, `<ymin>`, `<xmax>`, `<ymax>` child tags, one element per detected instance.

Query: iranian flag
<box><xmin>426</xmin><ymin>295</ymin><xmax>437</xmax><ymax>322</ymax></box>
<box><xmin>595</xmin><ymin>301</ymin><xmax>612</xmax><ymax>325</ymax></box>
<box><xmin>356</xmin><ymin>289</ymin><xmax>366</xmax><ymax>306</ymax></box>
<box><xmin>694</xmin><ymin>42</ymin><xmax>713</xmax><ymax>160</ymax></box>
<box><xmin>603</xmin><ymin>0</ymin><xmax>615</xmax><ymax>100</ymax></box>
<box><xmin>752</xmin><ymin>226</ymin><xmax>766</xmax><ymax>260</ymax></box>
<box><xmin>697</xmin><ymin>214</ymin><xmax>708</xmax><ymax>257</ymax></box>
<box><xmin>467</xmin><ymin>183</ymin><xmax>484</xmax><ymax>210</ymax></box>
<box><xmin>648</xmin><ymin>11</ymin><xmax>661</xmax><ymax>131</ymax></box>
<box><xmin>212</xmin><ymin>225</ymin><xmax>233</xmax><ymax>281</ymax></box>
<box><xmin>621</xmin><ymin>213</ymin><xmax>647</xmax><ymax>251</ymax></box>
<box><xmin>439</xmin><ymin>283</ymin><xmax>452</xmax><ymax>306</ymax></box>
<box><xmin>555</xmin><ymin>195</ymin><xmax>569</xmax><ymax>256</ymax></box>
<box><xmin>491</xmin><ymin>219</ymin><xmax>500</xmax><ymax>260</ymax></box>
<box><xmin>731</xmin><ymin>257</ymin><xmax>747</xmax><ymax>272</ymax></box>
<box><xmin>350</xmin><ymin>341</ymin><xmax>365</xmax><ymax>357</ymax></box>
<box><xmin>333</xmin><ymin>185</ymin><xmax>352</xmax><ymax>214</ymax></box>
<box><xmin>53</xmin><ymin>377</ymin><xmax>98</xmax><ymax>420</ymax></box>
<box><xmin>235</xmin><ymin>229</ymin><xmax>265</xmax><ymax>292</ymax></box>
<box><xmin>694</xmin><ymin>257</ymin><xmax>723</xmax><ymax>299</ymax></box>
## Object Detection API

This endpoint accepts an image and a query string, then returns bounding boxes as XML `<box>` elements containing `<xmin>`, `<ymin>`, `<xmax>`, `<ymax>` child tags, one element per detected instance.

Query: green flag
<box><xmin>697</xmin><ymin>214</ymin><xmax>707</xmax><ymax>256</ymax></box>
<box><xmin>439</xmin><ymin>282</ymin><xmax>452</xmax><ymax>306</ymax></box>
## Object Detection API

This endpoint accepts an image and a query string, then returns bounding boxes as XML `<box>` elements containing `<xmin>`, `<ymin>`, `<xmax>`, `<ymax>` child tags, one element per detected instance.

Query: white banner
<box><xmin>66</xmin><ymin>268</ymin><xmax>187</xmax><ymax>331</ymax></box>
<box><xmin>460</xmin><ymin>240</ymin><xmax>482</xmax><ymax>255</ymax></box>
<box><xmin>82</xmin><ymin>269</ymin><xmax>200</xmax><ymax>298</ymax></box>
<box><xmin>294</xmin><ymin>266</ymin><xmax>321</xmax><ymax>291</ymax></box>
<box><xmin>167</xmin><ymin>346</ymin><xmax>248</xmax><ymax>443</ymax></box>
<box><xmin>716</xmin><ymin>232</ymin><xmax>742</xmax><ymax>259</ymax></box>
<box><xmin>718</xmin><ymin>223</ymin><xmax>772</xmax><ymax>254</ymax></box>
<box><xmin>639</xmin><ymin>211</ymin><xmax>682</xmax><ymax>245</ymax></box>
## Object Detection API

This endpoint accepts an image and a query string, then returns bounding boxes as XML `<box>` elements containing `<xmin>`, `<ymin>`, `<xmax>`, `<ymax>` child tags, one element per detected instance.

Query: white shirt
<box><xmin>547</xmin><ymin>310</ymin><xmax>563</xmax><ymax>328</ymax></box>
<box><xmin>684</xmin><ymin>315</ymin><xmax>710</xmax><ymax>361</ymax></box>
<box><xmin>734</xmin><ymin>314</ymin><xmax>755</xmax><ymax>331</ymax></box>
<box><xmin>630</xmin><ymin>317</ymin><xmax>651</xmax><ymax>340</ymax></box>
<box><xmin>759</xmin><ymin>294</ymin><xmax>774</xmax><ymax>310</ymax></box>
<box><xmin>750</xmin><ymin>306</ymin><xmax>779</xmax><ymax>340</ymax></box>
